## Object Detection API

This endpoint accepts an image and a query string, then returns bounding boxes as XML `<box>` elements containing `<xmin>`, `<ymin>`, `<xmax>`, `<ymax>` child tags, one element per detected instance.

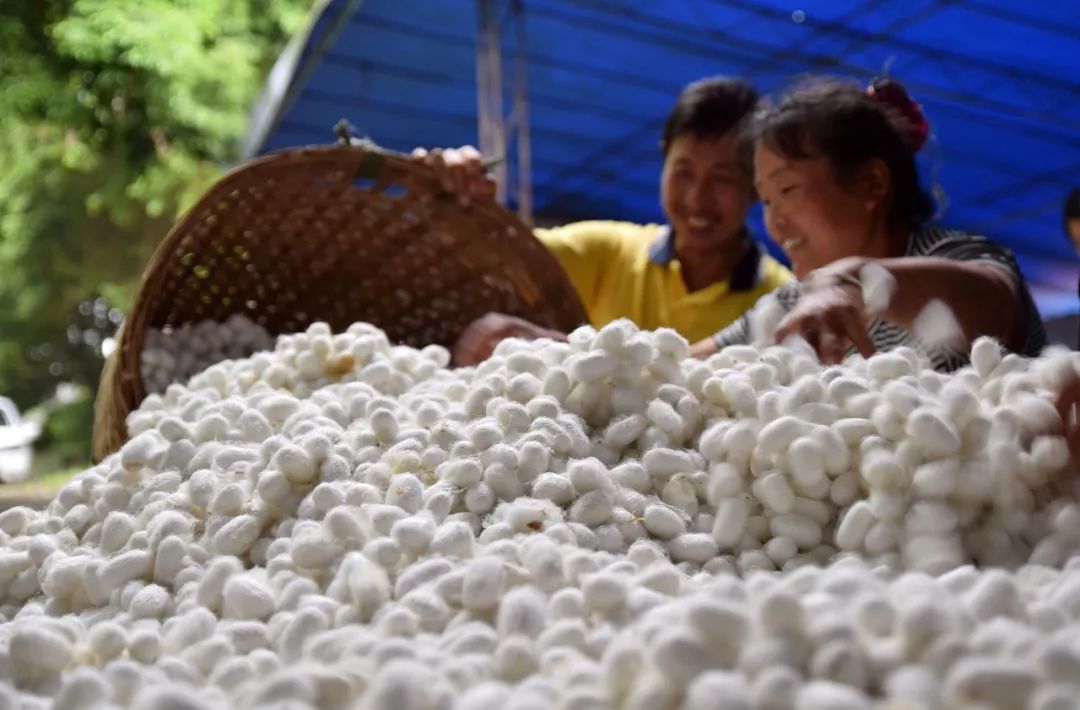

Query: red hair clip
<box><xmin>867</xmin><ymin>79</ymin><xmax>929</xmax><ymax>153</ymax></box>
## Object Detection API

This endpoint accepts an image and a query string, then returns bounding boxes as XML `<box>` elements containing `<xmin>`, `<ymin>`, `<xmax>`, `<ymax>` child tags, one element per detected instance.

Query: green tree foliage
<box><xmin>0</xmin><ymin>0</ymin><xmax>313</xmax><ymax>415</ymax></box>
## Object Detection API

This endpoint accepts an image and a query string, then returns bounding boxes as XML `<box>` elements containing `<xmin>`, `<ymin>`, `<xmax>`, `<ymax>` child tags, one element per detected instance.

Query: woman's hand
<box><xmin>410</xmin><ymin>145</ymin><xmax>496</xmax><ymax>207</ymax></box>
<box><xmin>453</xmin><ymin>313</ymin><xmax>566</xmax><ymax>366</ymax></box>
<box><xmin>773</xmin><ymin>277</ymin><xmax>876</xmax><ymax>364</ymax></box>
<box><xmin>1055</xmin><ymin>376</ymin><xmax>1080</xmax><ymax>462</ymax></box>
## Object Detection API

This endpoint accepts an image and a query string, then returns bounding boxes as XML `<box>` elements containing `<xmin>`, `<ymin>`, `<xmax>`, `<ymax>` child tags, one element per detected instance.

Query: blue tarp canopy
<box><xmin>247</xmin><ymin>0</ymin><xmax>1080</xmax><ymax>317</ymax></box>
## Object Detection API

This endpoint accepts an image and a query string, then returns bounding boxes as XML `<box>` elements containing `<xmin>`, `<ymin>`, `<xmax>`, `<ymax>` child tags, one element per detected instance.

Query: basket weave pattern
<box><xmin>92</xmin><ymin>144</ymin><xmax>587</xmax><ymax>462</ymax></box>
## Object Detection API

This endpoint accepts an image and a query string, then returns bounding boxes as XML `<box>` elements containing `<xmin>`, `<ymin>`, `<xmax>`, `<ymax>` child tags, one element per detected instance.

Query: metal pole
<box><xmin>512</xmin><ymin>0</ymin><xmax>532</xmax><ymax>224</ymax></box>
<box><xmin>475</xmin><ymin>0</ymin><xmax>507</xmax><ymax>205</ymax></box>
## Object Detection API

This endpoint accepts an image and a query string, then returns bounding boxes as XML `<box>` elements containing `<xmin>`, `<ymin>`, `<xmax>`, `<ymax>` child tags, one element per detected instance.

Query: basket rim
<box><xmin>114</xmin><ymin>141</ymin><xmax>587</xmax><ymax>408</ymax></box>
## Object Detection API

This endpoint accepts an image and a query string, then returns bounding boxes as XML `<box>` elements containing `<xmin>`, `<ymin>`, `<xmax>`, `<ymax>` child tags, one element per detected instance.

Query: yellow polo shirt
<box><xmin>535</xmin><ymin>221</ymin><xmax>792</xmax><ymax>344</ymax></box>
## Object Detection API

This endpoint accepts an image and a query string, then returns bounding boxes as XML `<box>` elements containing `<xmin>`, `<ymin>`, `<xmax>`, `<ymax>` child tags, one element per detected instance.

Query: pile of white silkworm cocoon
<box><xmin>140</xmin><ymin>314</ymin><xmax>273</xmax><ymax>394</ymax></box>
<box><xmin>3</xmin><ymin>318</ymin><xmax>1079</xmax><ymax>709</ymax></box>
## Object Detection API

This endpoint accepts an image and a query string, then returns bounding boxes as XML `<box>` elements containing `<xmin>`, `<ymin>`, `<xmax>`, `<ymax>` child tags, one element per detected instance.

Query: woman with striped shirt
<box><xmin>692</xmin><ymin>78</ymin><xmax>1046</xmax><ymax>372</ymax></box>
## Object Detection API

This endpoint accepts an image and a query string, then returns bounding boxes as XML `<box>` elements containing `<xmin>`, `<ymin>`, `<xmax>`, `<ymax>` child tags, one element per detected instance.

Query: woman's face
<box><xmin>661</xmin><ymin>134</ymin><xmax>755</xmax><ymax>257</ymax></box>
<box><xmin>754</xmin><ymin>142</ymin><xmax>885</xmax><ymax>279</ymax></box>
<box><xmin>1068</xmin><ymin>219</ymin><xmax>1080</xmax><ymax>255</ymax></box>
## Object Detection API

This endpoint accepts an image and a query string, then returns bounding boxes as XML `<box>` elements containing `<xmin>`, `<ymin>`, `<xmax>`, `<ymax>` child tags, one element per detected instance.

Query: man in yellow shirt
<box><xmin>415</xmin><ymin>77</ymin><xmax>792</xmax><ymax>363</ymax></box>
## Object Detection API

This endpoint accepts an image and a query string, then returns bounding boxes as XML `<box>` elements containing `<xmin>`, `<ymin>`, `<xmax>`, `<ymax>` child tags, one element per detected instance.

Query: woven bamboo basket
<box><xmin>92</xmin><ymin>139</ymin><xmax>588</xmax><ymax>462</ymax></box>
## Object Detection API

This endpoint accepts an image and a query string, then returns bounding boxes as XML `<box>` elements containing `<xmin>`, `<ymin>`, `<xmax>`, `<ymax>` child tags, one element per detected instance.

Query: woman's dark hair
<box><xmin>661</xmin><ymin>77</ymin><xmax>758</xmax><ymax>157</ymax></box>
<box><xmin>1066</xmin><ymin>188</ymin><xmax>1080</xmax><ymax>232</ymax></box>
<box><xmin>751</xmin><ymin>78</ymin><xmax>936</xmax><ymax>228</ymax></box>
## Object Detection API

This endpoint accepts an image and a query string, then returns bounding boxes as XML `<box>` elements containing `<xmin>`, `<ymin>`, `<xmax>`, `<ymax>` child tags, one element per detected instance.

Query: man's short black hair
<box><xmin>660</xmin><ymin>77</ymin><xmax>759</xmax><ymax>155</ymax></box>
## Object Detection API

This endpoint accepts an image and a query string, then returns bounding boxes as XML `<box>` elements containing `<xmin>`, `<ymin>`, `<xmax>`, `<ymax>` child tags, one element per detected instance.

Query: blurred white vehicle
<box><xmin>0</xmin><ymin>396</ymin><xmax>39</xmax><ymax>483</ymax></box>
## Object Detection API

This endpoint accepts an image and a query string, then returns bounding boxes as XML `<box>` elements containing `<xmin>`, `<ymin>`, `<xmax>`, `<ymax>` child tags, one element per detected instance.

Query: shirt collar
<box><xmin>648</xmin><ymin>226</ymin><xmax>763</xmax><ymax>292</ymax></box>
<box><xmin>648</xmin><ymin>225</ymin><xmax>678</xmax><ymax>265</ymax></box>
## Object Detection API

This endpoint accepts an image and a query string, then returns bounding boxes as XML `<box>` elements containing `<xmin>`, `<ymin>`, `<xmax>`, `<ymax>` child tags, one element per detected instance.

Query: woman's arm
<box><xmin>690</xmin><ymin>337</ymin><xmax>719</xmax><ymax>359</ymax></box>
<box><xmin>819</xmin><ymin>256</ymin><xmax>1023</xmax><ymax>350</ymax></box>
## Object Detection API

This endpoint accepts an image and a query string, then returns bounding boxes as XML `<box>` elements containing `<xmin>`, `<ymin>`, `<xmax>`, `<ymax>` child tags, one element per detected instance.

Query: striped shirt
<box><xmin>712</xmin><ymin>226</ymin><xmax>1047</xmax><ymax>372</ymax></box>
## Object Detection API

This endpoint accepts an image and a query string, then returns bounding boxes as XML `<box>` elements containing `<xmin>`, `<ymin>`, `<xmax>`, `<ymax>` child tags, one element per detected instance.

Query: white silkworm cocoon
<box><xmin>272</xmin><ymin>443</ymin><xmax>317</xmax><ymax>485</ymax></box>
<box><xmin>324</xmin><ymin>506</ymin><xmax>366</xmax><ymax>545</ymax></box>
<box><xmin>669</xmin><ymin>533</ymin><xmax>718</xmax><ymax>564</ymax></box>
<box><xmin>569</xmin><ymin>490</ymin><xmax>614</xmax><ymax>527</ymax></box>
<box><xmin>905</xmin><ymin>501</ymin><xmax>959</xmax><ymax>537</ymax></box>
<box><xmin>832</xmin><ymin>418</ymin><xmax>876</xmax><ymax>446</ymax></box>
<box><xmin>964</xmin><ymin>569</ymin><xmax>1024</xmax><ymax>622</ymax></box>
<box><xmin>1032</xmin><ymin>435</ymin><xmax>1070</xmax><ymax>473</ymax></box>
<box><xmin>859</xmin><ymin>262</ymin><xmax>897</xmax><ymax>315</ymax></box>
<box><xmin>214</xmin><ymin>514</ymin><xmax>263</xmax><ymax>557</ymax></box>
<box><xmin>502</xmin><ymin>497</ymin><xmax>560</xmax><ymax>533</ymax></box>
<box><xmin>516</xmin><ymin>440</ymin><xmax>550</xmax><ymax>480</ymax></box>
<box><xmin>810</xmin><ymin>426</ymin><xmax>850</xmax><ymax>476</ymax></box>
<box><xmin>429</xmin><ymin>520</ymin><xmax>475</xmax><ymax>560</ymax></box>
<box><xmin>602</xmin><ymin>414</ymin><xmax>648</xmax><ymax>451</ymax></box>
<box><xmin>753</xmin><ymin>472</ymin><xmax>796</xmax><ymax>514</ymax></box>
<box><xmin>649</xmin><ymin>629</ymin><xmax>714</xmax><ymax>687</ymax></box>
<box><xmin>863</xmin><ymin>521</ymin><xmax>898</xmax><ymax>557</ymax></box>
<box><xmin>685</xmin><ymin>671</ymin><xmax>752</xmax><ymax>710</ymax></box>
<box><xmin>860</xmin><ymin>449</ymin><xmax>903</xmax><ymax>490</ymax></box>
<box><xmin>941</xmin><ymin>384</ymin><xmax>980</xmax><ymax>431</ymax></box>
<box><xmin>764</xmin><ymin>536</ymin><xmax>798</xmax><ymax>566</ymax></box>
<box><xmin>751</xmin><ymin>666</ymin><xmax>801</xmax><ymax>710</ymax></box>
<box><xmin>568</xmin><ymin>458</ymin><xmax>611</xmax><ymax>493</ymax></box>
<box><xmin>255</xmin><ymin>468</ymin><xmax>291</xmax><ymax>508</ymax></box>
<box><xmin>639</xmin><ymin>503</ymin><xmax>682</xmax><ymax>538</ymax></box>
<box><xmin>906</xmin><ymin>407</ymin><xmax>961</xmax><ymax>457</ymax></box>
<box><xmin>835</xmin><ymin>502</ymin><xmax>875</xmax><ymax>551</ymax></box>
<box><xmin>707</xmin><ymin>463</ymin><xmax>745</xmax><ymax>504</ymax></box>
<box><xmin>912</xmin><ymin>299</ymin><xmax>964</xmax><ymax>350</ymax></box>
<box><xmin>532</xmin><ymin>473</ymin><xmax>576</xmax><ymax>505</ymax></box>
<box><xmin>642</xmin><ymin>448</ymin><xmax>693</xmax><ymax>481</ymax></box>
<box><xmin>462</xmin><ymin>556</ymin><xmax>505</xmax><ymax>612</ymax></box>
<box><xmin>1029</xmin><ymin>685</ymin><xmax>1080</xmax><ymax>710</ymax></box>
<box><xmin>723</xmin><ymin>375</ymin><xmax>760</xmax><ymax>417</ymax></box>
<box><xmin>661</xmin><ymin>474</ymin><xmax>699</xmax><ymax>517</ymax></box>
<box><xmin>390</xmin><ymin>515</ymin><xmax>436</xmax><ymax>557</ymax></box>
<box><xmin>796</xmin><ymin>681</ymin><xmax>872</xmax><ymax>710</ymax></box>
<box><xmin>868</xmin><ymin>489</ymin><xmax>905</xmax><ymax>521</ymax></box>
<box><xmin>468</xmin><ymin>420</ymin><xmax>503</xmax><ymax>452</ymax></box>
<box><xmin>120</xmin><ymin>432</ymin><xmax>162</xmax><ymax>471</ymax></box>
<box><xmin>569</xmin><ymin>351</ymin><xmax>616</xmax><ymax>382</ymax></box>
<box><xmin>101</xmin><ymin>550</ymin><xmax>152</xmax><ymax>590</ymax></box>
<box><xmin>128</xmin><ymin>584</ymin><xmax>172</xmax><ymax>620</ymax></box>
<box><xmin>867</xmin><ymin>352</ymin><xmax>914</xmax><ymax>381</ymax></box>
<box><xmin>971</xmin><ymin>336</ymin><xmax>1003</xmax><ymax>379</ymax></box>
<box><xmin>646</xmin><ymin>399</ymin><xmax>684</xmax><ymax>436</ymax></box>
<box><xmin>617</xmin><ymin>489</ymin><xmax>648</xmax><ymax>519</ymax></box>
<box><xmin>944</xmin><ymin>658</ymin><xmax>1038</xmax><ymax>709</ymax></box>
<box><xmin>770</xmin><ymin>513</ymin><xmax>822</xmax><ymax>550</ymax></box>
<box><xmin>209</xmin><ymin>483</ymin><xmax>247</xmax><ymax>516</ymax></box>
<box><xmin>911</xmin><ymin>458</ymin><xmax>959</xmax><ymax>498</ymax></box>
<box><xmin>871</xmin><ymin>403</ymin><xmax>906</xmax><ymax>441</ymax></box>
<box><xmin>507</xmin><ymin>372</ymin><xmax>543</xmax><ymax>404</ymax></box>
<box><xmin>496</xmin><ymin>583</ymin><xmax>548</xmax><ymax>639</ymax></box>
<box><xmin>386</xmin><ymin>474</ymin><xmax>425</xmax><ymax>513</ymax></box>
<box><xmin>713</xmin><ymin>497</ymin><xmax>750</xmax><ymax>549</ymax></box>
<box><xmin>792</xmin><ymin>497</ymin><xmax>830</xmax><ymax>528</ymax></box>
<box><xmin>607</xmin><ymin>384</ymin><xmax>645</xmax><ymax>416</ymax></box>
<box><xmin>99</xmin><ymin>511</ymin><xmax>135</xmax><ymax>554</ymax></box>
<box><xmin>89</xmin><ymin>621</ymin><xmax>127</xmax><ymax>661</ymax></box>
<box><xmin>758</xmin><ymin>416</ymin><xmax>809</xmax><ymax>457</ymax></box>
<box><xmin>636</xmin><ymin>564</ymin><xmax>682</xmax><ymax>597</ymax></box>
<box><xmin>722</xmin><ymin>420</ymin><xmax>761</xmax><ymax>462</ymax></box>
<box><xmin>220</xmin><ymin>574</ymin><xmax>275</xmax><ymax>621</ymax></box>
<box><xmin>128</xmin><ymin>629</ymin><xmax>162</xmax><ymax>664</ymax></box>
